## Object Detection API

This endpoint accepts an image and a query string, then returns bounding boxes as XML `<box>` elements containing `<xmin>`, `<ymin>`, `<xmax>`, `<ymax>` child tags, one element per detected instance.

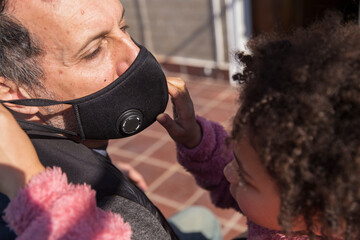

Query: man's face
<box><xmin>10</xmin><ymin>0</ymin><xmax>139</xmax><ymax>128</ymax></box>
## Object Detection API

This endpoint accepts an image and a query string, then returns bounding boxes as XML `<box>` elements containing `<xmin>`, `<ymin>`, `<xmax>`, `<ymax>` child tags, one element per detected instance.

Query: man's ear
<box><xmin>0</xmin><ymin>77</ymin><xmax>39</xmax><ymax>115</ymax></box>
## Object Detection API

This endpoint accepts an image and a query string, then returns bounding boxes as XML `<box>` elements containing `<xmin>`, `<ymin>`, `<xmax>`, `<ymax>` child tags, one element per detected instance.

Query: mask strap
<box><xmin>1</xmin><ymin>99</ymin><xmax>82</xmax><ymax>138</ymax></box>
<box><xmin>17</xmin><ymin>119</ymin><xmax>78</xmax><ymax>137</ymax></box>
<box><xmin>0</xmin><ymin>98</ymin><xmax>74</xmax><ymax>106</ymax></box>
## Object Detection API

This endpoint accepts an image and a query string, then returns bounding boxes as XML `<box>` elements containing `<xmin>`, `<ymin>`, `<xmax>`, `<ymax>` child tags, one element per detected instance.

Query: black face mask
<box><xmin>1</xmin><ymin>45</ymin><xmax>169</xmax><ymax>140</ymax></box>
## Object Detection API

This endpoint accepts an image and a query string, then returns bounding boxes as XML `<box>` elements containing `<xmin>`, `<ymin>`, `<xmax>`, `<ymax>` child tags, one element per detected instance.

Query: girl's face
<box><xmin>224</xmin><ymin>133</ymin><xmax>282</xmax><ymax>230</ymax></box>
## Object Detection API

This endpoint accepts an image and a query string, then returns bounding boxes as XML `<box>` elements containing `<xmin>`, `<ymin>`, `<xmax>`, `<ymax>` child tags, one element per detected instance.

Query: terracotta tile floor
<box><xmin>108</xmin><ymin>73</ymin><xmax>247</xmax><ymax>240</ymax></box>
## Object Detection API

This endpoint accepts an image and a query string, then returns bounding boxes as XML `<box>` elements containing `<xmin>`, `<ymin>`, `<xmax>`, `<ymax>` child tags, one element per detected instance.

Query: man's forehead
<box><xmin>9</xmin><ymin>0</ymin><xmax>123</xmax><ymax>51</ymax></box>
<box><xmin>11</xmin><ymin>0</ymin><xmax>99</xmax><ymax>24</ymax></box>
<box><xmin>8</xmin><ymin>0</ymin><xmax>60</xmax><ymax>13</ymax></box>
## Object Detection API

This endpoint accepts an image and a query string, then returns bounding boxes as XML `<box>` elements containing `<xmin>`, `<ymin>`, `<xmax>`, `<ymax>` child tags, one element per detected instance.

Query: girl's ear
<box><xmin>0</xmin><ymin>77</ymin><xmax>39</xmax><ymax>115</ymax></box>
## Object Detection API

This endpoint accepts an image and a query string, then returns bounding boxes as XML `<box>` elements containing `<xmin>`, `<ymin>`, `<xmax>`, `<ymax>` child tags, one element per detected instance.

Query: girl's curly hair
<box><xmin>231</xmin><ymin>12</ymin><xmax>360</xmax><ymax>239</ymax></box>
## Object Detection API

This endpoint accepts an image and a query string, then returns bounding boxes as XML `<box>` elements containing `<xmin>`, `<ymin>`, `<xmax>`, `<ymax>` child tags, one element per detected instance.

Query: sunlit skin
<box><xmin>0</xmin><ymin>0</ymin><xmax>147</xmax><ymax>186</ymax></box>
<box><xmin>6</xmin><ymin>0</ymin><xmax>139</xmax><ymax>130</ymax></box>
<box><xmin>223</xmin><ymin>133</ymin><xmax>313</xmax><ymax>233</ymax></box>
<box><xmin>224</xmin><ymin>133</ymin><xmax>282</xmax><ymax>230</ymax></box>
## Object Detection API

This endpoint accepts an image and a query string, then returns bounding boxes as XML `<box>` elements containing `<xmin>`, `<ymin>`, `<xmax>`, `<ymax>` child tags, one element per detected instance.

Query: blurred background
<box><xmin>122</xmin><ymin>0</ymin><xmax>359</xmax><ymax>83</ymax></box>
<box><xmin>109</xmin><ymin>1</ymin><xmax>360</xmax><ymax>239</ymax></box>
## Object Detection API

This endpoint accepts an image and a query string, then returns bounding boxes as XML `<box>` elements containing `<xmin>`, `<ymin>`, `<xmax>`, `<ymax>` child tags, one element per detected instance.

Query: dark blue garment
<box><xmin>0</xmin><ymin>193</ymin><xmax>16</xmax><ymax>240</ymax></box>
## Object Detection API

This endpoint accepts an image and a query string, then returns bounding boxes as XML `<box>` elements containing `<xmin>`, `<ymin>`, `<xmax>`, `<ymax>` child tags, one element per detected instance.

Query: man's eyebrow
<box><xmin>76</xmin><ymin>8</ymin><xmax>126</xmax><ymax>57</ymax></box>
<box><xmin>233</xmin><ymin>153</ymin><xmax>253</xmax><ymax>180</ymax></box>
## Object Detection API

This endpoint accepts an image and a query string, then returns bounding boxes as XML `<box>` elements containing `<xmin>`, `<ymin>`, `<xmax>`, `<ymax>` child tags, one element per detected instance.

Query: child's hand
<box><xmin>0</xmin><ymin>104</ymin><xmax>45</xmax><ymax>199</ymax></box>
<box><xmin>157</xmin><ymin>77</ymin><xmax>202</xmax><ymax>149</ymax></box>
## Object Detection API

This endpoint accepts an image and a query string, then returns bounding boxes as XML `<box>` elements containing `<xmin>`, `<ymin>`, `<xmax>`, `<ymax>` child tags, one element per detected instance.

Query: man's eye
<box><xmin>120</xmin><ymin>24</ymin><xmax>130</xmax><ymax>32</ymax></box>
<box><xmin>84</xmin><ymin>46</ymin><xmax>102</xmax><ymax>60</ymax></box>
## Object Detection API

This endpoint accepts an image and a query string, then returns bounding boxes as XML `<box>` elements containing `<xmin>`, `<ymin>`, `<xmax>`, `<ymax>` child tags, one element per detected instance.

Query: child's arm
<box><xmin>157</xmin><ymin>78</ymin><xmax>239</xmax><ymax>210</ymax></box>
<box><xmin>0</xmin><ymin>104</ymin><xmax>45</xmax><ymax>200</ymax></box>
<box><xmin>177</xmin><ymin>116</ymin><xmax>239</xmax><ymax>209</ymax></box>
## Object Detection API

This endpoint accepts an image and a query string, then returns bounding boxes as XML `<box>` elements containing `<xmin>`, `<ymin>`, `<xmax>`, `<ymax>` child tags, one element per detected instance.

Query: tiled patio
<box><xmin>108</xmin><ymin>73</ymin><xmax>247</xmax><ymax>240</ymax></box>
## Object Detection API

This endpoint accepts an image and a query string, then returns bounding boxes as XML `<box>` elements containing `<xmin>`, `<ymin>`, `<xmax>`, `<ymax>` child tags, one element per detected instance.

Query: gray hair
<box><xmin>0</xmin><ymin>2</ymin><xmax>44</xmax><ymax>90</ymax></box>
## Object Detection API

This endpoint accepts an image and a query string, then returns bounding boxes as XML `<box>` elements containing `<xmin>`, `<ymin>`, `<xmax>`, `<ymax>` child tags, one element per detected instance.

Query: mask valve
<box><xmin>117</xmin><ymin>109</ymin><xmax>143</xmax><ymax>135</ymax></box>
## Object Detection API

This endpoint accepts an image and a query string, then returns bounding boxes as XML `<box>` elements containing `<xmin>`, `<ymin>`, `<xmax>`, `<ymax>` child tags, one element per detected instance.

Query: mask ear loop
<box><xmin>17</xmin><ymin>118</ymin><xmax>79</xmax><ymax>137</ymax></box>
<box><xmin>0</xmin><ymin>99</ymin><xmax>83</xmax><ymax>138</ymax></box>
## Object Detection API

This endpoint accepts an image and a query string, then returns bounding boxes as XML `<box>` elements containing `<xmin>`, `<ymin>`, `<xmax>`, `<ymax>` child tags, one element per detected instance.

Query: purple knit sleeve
<box><xmin>4</xmin><ymin>167</ymin><xmax>132</xmax><ymax>240</ymax></box>
<box><xmin>176</xmin><ymin>115</ymin><xmax>238</xmax><ymax>209</ymax></box>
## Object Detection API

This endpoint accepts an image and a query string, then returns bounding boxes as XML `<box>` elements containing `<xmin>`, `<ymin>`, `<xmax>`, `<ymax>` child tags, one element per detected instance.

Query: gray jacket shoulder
<box><xmin>98</xmin><ymin>195</ymin><xmax>171</xmax><ymax>240</ymax></box>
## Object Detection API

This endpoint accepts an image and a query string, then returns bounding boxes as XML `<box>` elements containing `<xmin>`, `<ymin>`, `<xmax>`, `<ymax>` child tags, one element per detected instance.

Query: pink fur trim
<box><xmin>4</xmin><ymin>167</ymin><xmax>132</xmax><ymax>240</ymax></box>
<box><xmin>4</xmin><ymin>167</ymin><xmax>69</xmax><ymax>233</ymax></box>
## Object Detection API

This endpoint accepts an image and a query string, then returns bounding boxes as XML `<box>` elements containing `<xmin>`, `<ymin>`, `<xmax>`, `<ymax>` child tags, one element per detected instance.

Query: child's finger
<box><xmin>156</xmin><ymin>113</ymin><xmax>183</xmax><ymax>138</ymax></box>
<box><xmin>166</xmin><ymin>78</ymin><xmax>194</xmax><ymax>119</ymax></box>
<box><xmin>167</xmin><ymin>77</ymin><xmax>185</xmax><ymax>88</ymax></box>
<box><xmin>167</xmin><ymin>79</ymin><xmax>187</xmax><ymax>99</ymax></box>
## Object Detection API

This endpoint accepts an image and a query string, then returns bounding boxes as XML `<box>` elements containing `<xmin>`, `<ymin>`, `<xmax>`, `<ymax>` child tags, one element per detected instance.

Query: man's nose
<box><xmin>114</xmin><ymin>35</ymin><xmax>140</xmax><ymax>77</ymax></box>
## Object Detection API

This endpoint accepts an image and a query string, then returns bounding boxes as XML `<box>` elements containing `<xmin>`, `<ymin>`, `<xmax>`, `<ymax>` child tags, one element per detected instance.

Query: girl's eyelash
<box><xmin>236</xmin><ymin>168</ymin><xmax>248</xmax><ymax>186</ymax></box>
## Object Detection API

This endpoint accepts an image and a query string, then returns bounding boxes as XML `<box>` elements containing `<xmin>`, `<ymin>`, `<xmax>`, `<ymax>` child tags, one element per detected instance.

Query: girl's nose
<box><xmin>223</xmin><ymin>160</ymin><xmax>241</xmax><ymax>185</ymax></box>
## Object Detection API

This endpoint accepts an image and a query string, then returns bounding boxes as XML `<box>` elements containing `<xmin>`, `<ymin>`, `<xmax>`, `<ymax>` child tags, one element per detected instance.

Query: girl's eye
<box><xmin>84</xmin><ymin>46</ymin><xmax>102</xmax><ymax>60</ymax></box>
<box><xmin>236</xmin><ymin>168</ymin><xmax>249</xmax><ymax>186</ymax></box>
